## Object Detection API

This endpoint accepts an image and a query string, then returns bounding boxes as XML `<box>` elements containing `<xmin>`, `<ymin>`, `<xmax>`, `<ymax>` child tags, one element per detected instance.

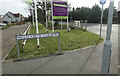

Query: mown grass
<box><xmin>6</xmin><ymin>23</ymin><xmax>104</xmax><ymax>60</ymax></box>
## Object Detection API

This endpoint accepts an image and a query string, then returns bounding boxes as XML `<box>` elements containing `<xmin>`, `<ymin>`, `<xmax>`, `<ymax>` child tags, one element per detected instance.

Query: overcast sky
<box><xmin>0</xmin><ymin>0</ymin><xmax>119</xmax><ymax>17</ymax></box>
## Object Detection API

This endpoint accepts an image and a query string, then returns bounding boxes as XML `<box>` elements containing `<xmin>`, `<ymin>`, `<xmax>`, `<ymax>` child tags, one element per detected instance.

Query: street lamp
<box><xmin>101</xmin><ymin>0</ymin><xmax>114</xmax><ymax>74</ymax></box>
<box><xmin>99</xmin><ymin>0</ymin><xmax>106</xmax><ymax>40</ymax></box>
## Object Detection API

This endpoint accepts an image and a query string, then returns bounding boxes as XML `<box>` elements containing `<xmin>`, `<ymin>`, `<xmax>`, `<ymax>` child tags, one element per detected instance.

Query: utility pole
<box><xmin>101</xmin><ymin>0</ymin><xmax>114</xmax><ymax>74</ymax></box>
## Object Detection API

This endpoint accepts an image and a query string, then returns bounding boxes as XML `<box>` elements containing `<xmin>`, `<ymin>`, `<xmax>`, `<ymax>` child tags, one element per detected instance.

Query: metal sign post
<box><xmin>16</xmin><ymin>39</ymin><xmax>20</xmax><ymax>60</ymax></box>
<box><xmin>16</xmin><ymin>32</ymin><xmax>61</xmax><ymax>59</ymax></box>
<box><xmin>101</xmin><ymin>0</ymin><xmax>114</xmax><ymax>74</ymax></box>
<box><xmin>99</xmin><ymin>0</ymin><xmax>106</xmax><ymax>40</ymax></box>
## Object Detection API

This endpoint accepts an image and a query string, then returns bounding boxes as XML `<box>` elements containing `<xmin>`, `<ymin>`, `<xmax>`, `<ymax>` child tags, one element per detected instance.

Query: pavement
<box><xmin>2</xmin><ymin>23</ymin><xmax>119</xmax><ymax>74</ymax></box>
<box><xmin>2</xmin><ymin>24</ymin><xmax>28</xmax><ymax>60</ymax></box>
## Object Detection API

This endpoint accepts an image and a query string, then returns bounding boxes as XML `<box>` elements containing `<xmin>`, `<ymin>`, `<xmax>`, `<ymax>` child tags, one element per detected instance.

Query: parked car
<box><xmin>0</xmin><ymin>23</ymin><xmax>7</xmax><ymax>27</ymax></box>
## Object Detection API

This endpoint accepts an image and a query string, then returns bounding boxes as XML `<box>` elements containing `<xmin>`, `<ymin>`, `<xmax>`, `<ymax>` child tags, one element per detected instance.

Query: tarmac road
<box><xmin>2</xmin><ymin>24</ymin><xmax>28</xmax><ymax>60</ymax></box>
<box><xmin>87</xmin><ymin>23</ymin><xmax>118</xmax><ymax>74</ymax></box>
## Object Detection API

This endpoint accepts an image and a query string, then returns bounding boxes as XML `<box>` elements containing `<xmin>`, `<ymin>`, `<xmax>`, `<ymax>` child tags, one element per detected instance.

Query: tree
<box><xmin>103</xmin><ymin>8</ymin><xmax>108</xmax><ymax>23</ymax></box>
<box><xmin>24</xmin><ymin>1</ymin><xmax>51</xmax><ymax>24</ymax></box>
<box><xmin>88</xmin><ymin>4</ymin><xmax>101</xmax><ymax>23</ymax></box>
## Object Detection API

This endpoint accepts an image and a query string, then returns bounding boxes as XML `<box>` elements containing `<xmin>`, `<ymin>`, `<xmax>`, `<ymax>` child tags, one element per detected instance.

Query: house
<box><xmin>0</xmin><ymin>15</ymin><xmax>2</xmax><ymax>23</ymax></box>
<box><xmin>2</xmin><ymin>12</ymin><xmax>24</xmax><ymax>23</ymax></box>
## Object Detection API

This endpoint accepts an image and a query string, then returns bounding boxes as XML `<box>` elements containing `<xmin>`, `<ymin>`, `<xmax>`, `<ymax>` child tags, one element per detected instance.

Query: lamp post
<box><xmin>101</xmin><ymin>0</ymin><xmax>114</xmax><ymax>74</ymax></box>
<box><xmin>99</xmin><ymin>0</ymin><xmax>106</xmax><ymax>40</ymax></box>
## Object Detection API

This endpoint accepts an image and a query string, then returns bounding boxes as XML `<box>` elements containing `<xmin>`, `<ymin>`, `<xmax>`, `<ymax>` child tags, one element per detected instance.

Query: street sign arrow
<box><xmin>100</xmin><ymin>0</ymin><xmax>106</xmax><ymax>5</ymax></box>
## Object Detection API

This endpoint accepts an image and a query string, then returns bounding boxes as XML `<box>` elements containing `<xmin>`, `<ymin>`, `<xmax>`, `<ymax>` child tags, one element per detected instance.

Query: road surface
<box><xmin>2</xmin><ymin>24</ymin><xmax>28</xmax><ymax>60</ymax></box>
<box><xmin>87</xmin><ymin>23</ymin><xmax>118</xmax><ymax>74</ymax></box>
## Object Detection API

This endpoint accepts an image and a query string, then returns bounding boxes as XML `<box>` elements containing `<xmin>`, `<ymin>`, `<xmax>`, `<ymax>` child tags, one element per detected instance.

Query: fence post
<box><xmin>85</xmin><ymin>20</ymin><xmax>88</xmax><ymax>31</ymax></box>
<box><xmin>81</xmin><ymin>20</ymin><xmax>83</xmax><ymax>29</ymax></box>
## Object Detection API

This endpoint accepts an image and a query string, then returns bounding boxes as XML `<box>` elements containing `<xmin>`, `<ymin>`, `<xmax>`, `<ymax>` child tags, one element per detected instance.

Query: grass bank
<box><xmin>6</xmin><ymin>23</ymin><xmax>104</xmax><ymax>60</ymax></box>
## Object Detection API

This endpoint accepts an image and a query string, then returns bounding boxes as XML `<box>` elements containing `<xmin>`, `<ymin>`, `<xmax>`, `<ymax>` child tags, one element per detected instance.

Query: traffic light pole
<box><xmin>101</xmin><ymin>0</ymin><xmax>114</xmax><ymax>74</ymax></box>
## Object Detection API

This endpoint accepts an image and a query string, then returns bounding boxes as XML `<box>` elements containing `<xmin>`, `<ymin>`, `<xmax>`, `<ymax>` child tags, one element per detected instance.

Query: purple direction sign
<box><xmin>53</xmin><ymin>0</ymin><xmax>67</xmax><ymax>17</ymax></box>
<box><xmin>29</xmin><ymin>9</ymin><xmax>32</xmax><ymax>15</ymax></box>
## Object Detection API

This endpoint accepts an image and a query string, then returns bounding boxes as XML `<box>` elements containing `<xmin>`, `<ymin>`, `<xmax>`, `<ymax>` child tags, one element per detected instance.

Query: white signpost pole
<box><xmin>101</xmin><ymin>0</ymin><xmax>114</xmax><ymax>74</ymax></box>
<box><xmin>45</xmin><ymin>0</ymin><xmax>48</xmax><ymax>32</ymax></box>
<box><xmin>99</xmin><ymin>0</ymin><xmax>106</xmax><ymax>40</ymax></box>
<box><xmin>51</xmin><ymin>0</ymin><xmax>54</xmax><ymax>32</ymax></box>
<box><xmin>67</xmin><ymin>0</ymin><xmax>69</xmax><ymax>32</ymax></box>
<box><xmin>61</xmin><ymin>18</ymin><xmax>62</xmax><ymax>30</ymax></box>
<box><xmin>34</xmin><ymin>0</ymin><xmax>39</xmax><ymax>47</ymax></box>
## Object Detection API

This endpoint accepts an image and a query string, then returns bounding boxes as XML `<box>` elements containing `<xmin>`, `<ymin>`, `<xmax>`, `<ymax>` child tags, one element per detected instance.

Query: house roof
<box><xmin>7</xmin><ymin>11</ymin><xmax>20</xmax><ymax>17</ymax></box>
<box><xmin>3</xmin><ymin>12</ymin><xmax>23</xmax><ymax>20</ymax></box>
<box><xmin>13</xmin><ymin>13</ymin><xmax>20</xmax><ymax>17</ymax></box>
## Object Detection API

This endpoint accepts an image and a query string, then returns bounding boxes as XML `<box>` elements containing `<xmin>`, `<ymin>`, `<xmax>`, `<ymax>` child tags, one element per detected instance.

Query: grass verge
<box><xmin>6</xmin><ymin>23</ymin><xmax>104</xmax><ymax>60</ymax></box>
<box><xmin>0</xmin><ymin>25</ymin><xmax>11</xmax><ymax>30</ymax></box>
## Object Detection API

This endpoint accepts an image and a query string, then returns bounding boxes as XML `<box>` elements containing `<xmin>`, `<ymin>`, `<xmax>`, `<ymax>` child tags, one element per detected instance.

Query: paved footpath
<box><xmin>2</xmin><ymin>24</ymin><xmax>28</xmax><ymax>60</ymax></box>
<box><xmin>2</xmin><ymin>24</ymin><xmax>119</xmax><ymax>74</ymax></box>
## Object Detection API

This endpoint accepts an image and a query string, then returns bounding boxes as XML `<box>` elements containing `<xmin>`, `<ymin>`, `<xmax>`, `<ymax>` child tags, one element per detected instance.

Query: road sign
<box><xmin>29</xmin><ymin>9</ymin><xmax>32</xmax><ymax>15</ymax></box>
<box><xmin>53</xmin><ymin>0</ymin><xmax>68</xmax><ymax>19</ymax></box>
<box><xmin>100</xmin><ymin>0</ymin><xmax>106</xmax><ymax>5</ymax></box>
<box><xmin>26</xmin><ymin>0</ymin><xmax>32</xmax><ymax>4</ymax></box>
<box><xmin>16</xmin><ymin>32</ymin><xmax>61</xmax><ymax>60</ymax></box>
<box><xmin>16</xmin><ymin>33</ymin><xmax>60</xmax><ymax>40</ymax></box>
